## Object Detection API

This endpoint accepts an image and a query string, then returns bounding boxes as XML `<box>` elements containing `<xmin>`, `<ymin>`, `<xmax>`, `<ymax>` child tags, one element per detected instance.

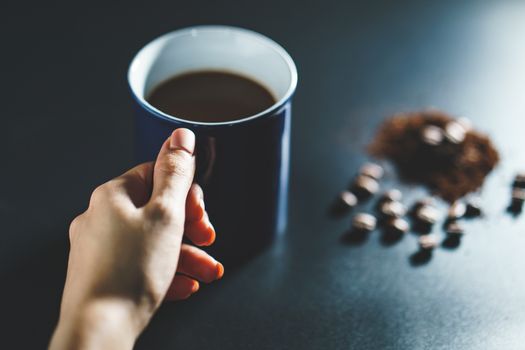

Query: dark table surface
<box><xmin>3</xmin><ymin>0</ymin><xmax>525</xmax><ymax>348</ymax></box>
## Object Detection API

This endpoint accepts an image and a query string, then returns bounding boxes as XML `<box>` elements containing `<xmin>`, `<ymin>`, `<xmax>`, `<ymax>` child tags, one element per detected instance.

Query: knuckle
<box><xmin>146</xmin><ymin>200</ymin><xmax>175</xmax><ymax>224</ymax></box>
<box><xmin>89</xmin><ymin>184</ymin><xmax>110</xmax><ymax>206</ymax></box>
<box><xmin>68</xmin><ymin>215</ymin><xmax>83</xmax><ymax>242</ymax></box>
<box><xmin>89</xmin><ymin>181</ymin><xmax>123</xmax><ymax>211</ymax></box>
<box><xmin>112</xmin><ymin>203</ymin><xmax>130</xmax><ymax>219</ymax></box>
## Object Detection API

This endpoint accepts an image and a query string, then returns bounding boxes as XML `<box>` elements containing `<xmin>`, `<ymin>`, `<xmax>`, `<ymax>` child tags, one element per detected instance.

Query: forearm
<box><xmin>49</xmin><ymin>298</ymin><xmax>144</xmax><ymax>350</ymax></box>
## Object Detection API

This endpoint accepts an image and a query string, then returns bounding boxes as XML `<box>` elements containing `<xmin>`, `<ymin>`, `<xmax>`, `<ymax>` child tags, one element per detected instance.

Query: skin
<box><xmin>49</xmin><ymin>128</ymin><xmax>223</xmax><ymax>350</ymax></box>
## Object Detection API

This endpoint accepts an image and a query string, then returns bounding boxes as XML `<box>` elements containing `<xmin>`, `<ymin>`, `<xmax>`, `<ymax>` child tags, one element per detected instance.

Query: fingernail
<box><xmin>170</xmin><ymin>128</ymin><xmax>195</xmax><ymax>154</ymax></box>
<box><xmin>207</xmin><ymin>221</ymin><xmax>215</xmax><ymax>234</ymax></box>
<box><xmin>191</xmin><ymin>281</ymin><xmax>200</xmax><ymax>293</ymax></box>
<box><xmin>205</xmin><ymin>224</ymin><xmax>216</xmax><ymax>246</ymax></box>
<box><xmin>216</xmin><ymin>262</ymin><xmax>224</xmax><ymax>279</ymax></box>
<box><xmin>200</xmin><ymin>198</ymin><xmax>205</xmax><ymax>211</ymax></box>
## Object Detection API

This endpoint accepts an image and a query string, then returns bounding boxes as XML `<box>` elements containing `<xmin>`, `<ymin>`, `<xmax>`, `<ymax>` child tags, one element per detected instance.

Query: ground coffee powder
<box><xmin>368</xmin><ymin>109</ymin><xmax>499</xmax><ymax>202</ymax></box>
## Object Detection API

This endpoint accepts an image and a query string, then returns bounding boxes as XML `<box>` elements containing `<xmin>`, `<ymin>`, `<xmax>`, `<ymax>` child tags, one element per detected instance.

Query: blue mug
<box><xmin>128</xmin><ymin>26</ymin><xmax>297</xmax><ymax>264</ymax></box>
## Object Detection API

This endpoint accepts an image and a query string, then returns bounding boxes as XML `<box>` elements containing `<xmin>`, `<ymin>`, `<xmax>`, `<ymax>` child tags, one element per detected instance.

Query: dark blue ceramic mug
<box><xmin>128</xmin><ymin>26</ymin><xmax>297</xmax><ymax>264</ymax></box>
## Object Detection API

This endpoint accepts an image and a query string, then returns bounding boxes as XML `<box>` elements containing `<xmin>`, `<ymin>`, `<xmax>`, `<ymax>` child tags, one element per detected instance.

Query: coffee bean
<box><xmin>330</xmin><ymin>190</ymin><xmax>358</xmax><ymax>217</ymax></box>
<box><xmin>513</xmin><ymin>172</ymin><xmax>525</xmax><ymax>189</ymax></box>
<box><xmin>508</xmin><ymin>188</ymin><xmax>525</xmax><ymax>214</ymax></box>
<box><xmin>380</xmin><ymin>201</ymin><xmax>406</xmax><ymax>218</ymax></box>
<box><xmin>410</xmin><ymin>197</ymin><xmax>435</xmax><ymax>216</ymax></box>
<box><xmin>444</xmin><ymin>121</ymin><xmax>467</xmax><ymax>144</ymax></box>
<box><xmin>445</xmin><ymin>221</ymin><xmax>464</xmax><ymax>236</ymax></box>
<box><xmin>338</xmin><ymin>191</ymin><xmax>358</xmax><ymax>209</ymax></box>
<box><xmin>509</xmin><ymin>188</ymin><xmax>525</xmax><ymax>213</ymax></box>
<box><xmin>386</xmin><ymin>217</ymin><xmax>409</xmax><ymax>234</ymax></box>
<box><xmin>457</xmin><ymin>117</ymin><xmax>473</xmax><ymax>132</ymax></box>
<box><xmin>512</xmin><ymin>188</ymin><xmax>525</xmax><ymax>201</ymax></box>
<box><xmin>351</xmin><ymin>175</ymin><xmax>380</xmax><ymax>199</ymax></box>
<box><xmin>465</xmin><ymin>200</ymin><xmax>482</xmax><ymax>218</ymax></box>
<box><xmin>415</xmin><ymin>205</ymin><xmax>440</xmax><ymax>225</ymax></box>
<box><xmin>381</xmin><ymin>189</ymin><xmax>403</xmax><ymax>203</ymax></box>
<box><xmin>421</xmin><ymin>125</ymin><xmax>444</xmax><ymax>146</ymax></box>
<box><xmin>447</xmin><ymin>201</ymin><xmax>466</xmax><ymax>220</ymax></box>
<box><xmin>418</xmin><ymin>234</ymin><xmax>438</xmax><ymax>251</ymax></box>
<box><xmin>352</xmin><ymin>213</ymin><xmax>377</xmax><ymax>232</ymax></box>
<box><xmin>359</xmin><ymin>163</ymin><xmax>384</xmax><ymax>180</ymax></box>
<box><xmin>376</xmin><ymin>189</ymin><xmax>402</xmax><ymax>211</ymax></box>
<box><xmin>412</xmin><ymin>203</ymin><xmax>439</xmax><ymax>233</ymax></box>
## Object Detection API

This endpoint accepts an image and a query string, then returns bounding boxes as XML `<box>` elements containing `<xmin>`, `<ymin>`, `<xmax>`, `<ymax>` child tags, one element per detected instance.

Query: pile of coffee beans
<box><xmin>333</xmin><ymin>160</ymin><xmax>505</xmax><ymax>262</ymax></box>
<box><xmin>331</xmin><ymin>110</ymin><xmax>525</xmax><ymax>264</ymax></box>
<box><xmin>336</xmin><ymin>163</ymin><xmax>412</xmax><ymax>243</ymax></box>
<box><xmin>367</xmin><ymin>109</ymin><xmax>499</xmax><ymax>202</ymax></box>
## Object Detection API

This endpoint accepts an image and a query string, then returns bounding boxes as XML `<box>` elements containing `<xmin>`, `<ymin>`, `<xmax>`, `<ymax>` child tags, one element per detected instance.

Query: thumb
<box><xmin>148</xmin><ymin>128</ymin><xmax>196</xmax><ymax>217</ymax></box>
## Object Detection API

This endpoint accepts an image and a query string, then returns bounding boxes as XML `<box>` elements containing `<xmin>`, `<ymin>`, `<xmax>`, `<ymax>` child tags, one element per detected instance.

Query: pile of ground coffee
<box><xmin>368</xmin><ymin>109</ymin><xmax>499</xmax><ymax>202</ymax></box>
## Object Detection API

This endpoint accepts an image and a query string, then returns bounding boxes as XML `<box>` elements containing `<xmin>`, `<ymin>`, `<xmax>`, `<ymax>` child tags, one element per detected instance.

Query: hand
<box><xmin>49</xmin><ymin>129</ymin><xmax>223</xmax><ymax>350</ymax></box>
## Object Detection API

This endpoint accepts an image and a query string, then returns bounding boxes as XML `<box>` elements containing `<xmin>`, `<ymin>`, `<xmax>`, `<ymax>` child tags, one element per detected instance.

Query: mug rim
<box><xmin>127</xmin><ymin>25</ymin><xmax>298</xmax><ymax>126</ymax></box>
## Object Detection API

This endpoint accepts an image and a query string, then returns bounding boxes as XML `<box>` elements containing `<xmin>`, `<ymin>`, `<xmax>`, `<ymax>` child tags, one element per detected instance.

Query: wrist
<box><xmin>50</xmin><ymin>298</ymin><xmax>151</xmax><ymax>350</ymax></box>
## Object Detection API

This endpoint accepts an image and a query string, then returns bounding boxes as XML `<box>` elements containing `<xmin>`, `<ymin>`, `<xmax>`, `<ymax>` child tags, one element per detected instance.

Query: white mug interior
<box><xmin>128</xmin><ymin>25</ymin><xmax>298</xmax><ymax>125</ymax></box>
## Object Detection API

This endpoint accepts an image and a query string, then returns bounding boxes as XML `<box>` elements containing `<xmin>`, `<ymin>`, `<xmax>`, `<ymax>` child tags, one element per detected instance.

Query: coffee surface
<box><xmin>147</xmin><ymin>71</ymin><xmax>276</xmax><ymax>122</ymax></box>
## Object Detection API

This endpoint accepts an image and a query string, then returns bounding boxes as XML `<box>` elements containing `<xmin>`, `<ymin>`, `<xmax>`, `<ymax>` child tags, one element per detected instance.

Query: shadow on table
<box><xmin>409</xmin><ymin>250</ymin><xmax>432</xmax><ymax>266</ymax></box>
<box><xmin>0</xmin><ymin>230</ymin><xmax>68</xmax><ymax>348</ymax></box>
<box><xmin>441</xmin><ymin>235</ymin><xmax>461</xmax><ymax>249</ymax></box>
<box><xmin>340</xmin><ymin>229</ymin><xmax>369</xmax><ymax>246</ymax></box>
<box><xmin>379</xmin><ymin>230</ymin><xmax>404</xmax><ymax>246</ymax></box>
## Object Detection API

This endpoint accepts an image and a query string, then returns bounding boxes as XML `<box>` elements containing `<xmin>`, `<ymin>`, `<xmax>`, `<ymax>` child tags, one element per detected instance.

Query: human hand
<box><xmin>49</xmin><ymin>129</ymin><xmax>223</xmax><ymax>350</ymax></box>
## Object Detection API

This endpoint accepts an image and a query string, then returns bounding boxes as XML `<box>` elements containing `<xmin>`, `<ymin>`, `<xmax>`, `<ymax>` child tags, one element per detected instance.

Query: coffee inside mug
<box><xmin>128</xmin><ymin>26</ymin><xmax>297</xmax><ymax>125</ymax></box>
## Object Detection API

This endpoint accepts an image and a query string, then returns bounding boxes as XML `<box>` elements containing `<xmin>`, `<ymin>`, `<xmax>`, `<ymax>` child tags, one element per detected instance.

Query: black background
<box><xmin>3</xmin><ymin>0</ymin><xmax>525</xmax><ymax>349</ymax></box>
